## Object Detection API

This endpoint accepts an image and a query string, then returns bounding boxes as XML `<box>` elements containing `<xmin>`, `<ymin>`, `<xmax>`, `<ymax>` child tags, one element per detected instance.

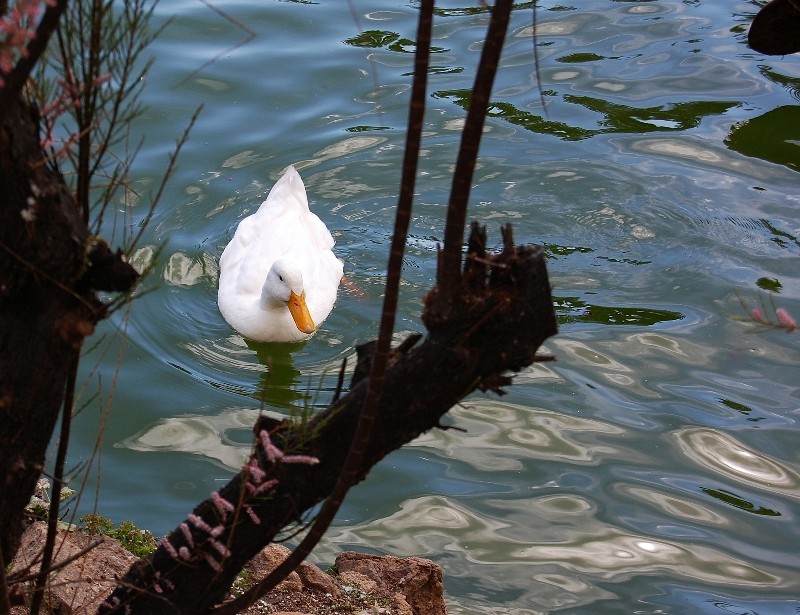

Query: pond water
<box><xmin>67</xmin><ymin>1</ymin><xmax>800</xmax><ymax>613</ymax></box>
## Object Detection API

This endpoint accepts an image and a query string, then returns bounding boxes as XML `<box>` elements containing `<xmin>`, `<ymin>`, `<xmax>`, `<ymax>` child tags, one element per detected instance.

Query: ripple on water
<box><xmin>614</xmin><ymin>483</ymin><xmax>728</xmax><ymax>527</ymax></box>
<box><xmin>411</xmin><ymin>399</ymin><xmax>632</xmax><ymax>472</ymax></box>
<box><xmin>321</xmin><ymin>489</ymin><xmax>794</xmax><ymax>613</ymax></box>
<box><xmin>118</xmin><ymin>406</ymin><xmax>262</xmax><ymax>470</ymax></box>
<box><xmin>628</xmin><ymin>137</ymin><xmax>789</xmax><ymax>186</ymax></box>
<box><xmin>675</xmin><ymin>428</ymin><xmax>800</xmax><ymax>500</ymax></box>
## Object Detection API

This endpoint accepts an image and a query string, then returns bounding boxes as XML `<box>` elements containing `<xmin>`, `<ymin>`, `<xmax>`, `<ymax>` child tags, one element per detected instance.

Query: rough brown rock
<box><xmin>335</xmin><ymin>551</ymin><xmax>447</xmax><ymax>615</ymax></box>
<box><xmin>245</xmin><ymin>544</ymin><xmax>305</xmax><ymax>594</ymax></box>
<box><xmin>9</xmin><ymin>521</ymin><xmax>137</xmax><ymax>614</ymax></box>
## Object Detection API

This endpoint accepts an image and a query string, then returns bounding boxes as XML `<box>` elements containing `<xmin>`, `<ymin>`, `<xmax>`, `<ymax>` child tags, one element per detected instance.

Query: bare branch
<box><xmin>439</xmin><ymin>0</ymin><xmax>514</xmax><ymax>297</ymax></box>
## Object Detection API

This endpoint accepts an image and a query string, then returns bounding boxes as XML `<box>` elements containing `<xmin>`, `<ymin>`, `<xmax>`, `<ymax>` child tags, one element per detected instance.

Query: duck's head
<box><xmin>262</xmin><ymin>259</ymin><xmax>316</xmax><ymax>335</ymax></box>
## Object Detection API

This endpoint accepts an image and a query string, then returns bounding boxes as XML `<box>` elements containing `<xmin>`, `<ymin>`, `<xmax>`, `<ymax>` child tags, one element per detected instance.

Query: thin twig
<box><xmin>531</xmin><ymin>1</ymin><xmax>548</xmax><ymax>116</ymax></box>
<box><xmin>176</xmin><ymin>1</ymin><xmax>256</xmax><ymax>88</ymax></box>
<box><xmin>212</xmin><ymin>2</ymin><xmax>435</xmax><ymax>612</ymax></box>
<box><xmin>29</xmin><ymin>347</ymin><xmax>81</xmax><ymax>615</ymax></box>
<box><xmin>128</xmin><ymin>104</ymin><xmax>203</xmax><ymax>252</ymax></box>
<box><xmin>439</xmin><ymin>0</ymin><xmax>514</xmax><ymax>296</ymax></box>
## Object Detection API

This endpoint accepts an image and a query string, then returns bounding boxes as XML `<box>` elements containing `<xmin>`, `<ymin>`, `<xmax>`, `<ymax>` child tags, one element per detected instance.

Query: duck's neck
<box><xmin>259</xmin><ymin>284</ymin><xmax>283</xmax><ymax>311</ymax></box>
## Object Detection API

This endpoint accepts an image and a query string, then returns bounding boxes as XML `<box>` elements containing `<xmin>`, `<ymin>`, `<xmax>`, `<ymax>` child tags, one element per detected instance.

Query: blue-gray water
<box><xmin>67</xmin><ymin>1</ymin><xmax>800</xmax><ymax>613</ymax></box>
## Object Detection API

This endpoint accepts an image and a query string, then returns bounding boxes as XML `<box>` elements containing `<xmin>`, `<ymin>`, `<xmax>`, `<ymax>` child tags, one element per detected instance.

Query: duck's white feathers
<box><xmin>218</xmin><ymin>166</ymin><xmax>343</xmax><ymax>342</ymax></box>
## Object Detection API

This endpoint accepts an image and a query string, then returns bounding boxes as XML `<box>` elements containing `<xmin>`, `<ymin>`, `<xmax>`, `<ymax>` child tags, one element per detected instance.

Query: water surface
<box><xmin>69</xmin><ymin>1</ymin><xmax>800</xmax><ymax>613</ymax></box>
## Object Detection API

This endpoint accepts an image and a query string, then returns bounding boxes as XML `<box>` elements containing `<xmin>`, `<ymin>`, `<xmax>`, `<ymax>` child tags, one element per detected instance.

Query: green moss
<box><xmin>230</xmin><ymin>569</ymin><xmax>252</xmax><ymax>597</ymax></box>
<box><xmin>79</xmin><ymin>514</ymin><xmax>157</xmax><ymax>557</ymax></box>
<box><xmin>80</xmin><ymin>513</ymin><xmax>113</xmax><ymax>535</ymax></box>
<box><xmin>110</xmin><ymin>521</ymin><xmax>157</xmax><ymax>557</ymax></box>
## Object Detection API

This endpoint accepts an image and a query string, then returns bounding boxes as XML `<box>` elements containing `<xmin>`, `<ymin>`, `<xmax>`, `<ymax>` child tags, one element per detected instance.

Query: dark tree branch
<box><xmin>100</xmin><ymin>223</ymin><xmax>558</xmax><ymax>614</ymax></box>
<box><xmin>29</xmin><ymin>346</ymin><xmax>78</xmax><ymax>615</ymax></box>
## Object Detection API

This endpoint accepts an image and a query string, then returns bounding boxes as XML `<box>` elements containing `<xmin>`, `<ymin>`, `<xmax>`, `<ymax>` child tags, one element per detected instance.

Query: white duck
<box><xmin>218</xmin><ymin>166</ymin><xmax>343</xmax><ymax>342</ymax></box>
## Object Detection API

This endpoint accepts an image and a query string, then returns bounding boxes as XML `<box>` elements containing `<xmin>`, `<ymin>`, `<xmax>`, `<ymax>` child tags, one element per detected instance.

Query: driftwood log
<box><xmin>99</xmin><ymin>221</ymin><xmax>558</xmax><ymax>614</ymax></box>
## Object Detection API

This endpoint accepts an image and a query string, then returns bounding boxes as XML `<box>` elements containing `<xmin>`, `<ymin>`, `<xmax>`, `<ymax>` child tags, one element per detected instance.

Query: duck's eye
<box><xmin>278</xmin><ymin>275</ymin><xmax>284</xmax><ymax>282</ymax></box>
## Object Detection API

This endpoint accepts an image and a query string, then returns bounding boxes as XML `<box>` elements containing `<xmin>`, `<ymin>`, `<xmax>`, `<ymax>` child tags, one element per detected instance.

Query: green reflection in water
<box><xmin>343</xmin><ymin>30</ymin><xmax>447</xmax><ymax>54</ymax></box>
<box><xmin>756</xmin><ymin>277</ymin><xmax>782</xmax><ymax>293</ymax></box>
<box><xmin>435</xmin><ymin>90</ymin><xmax>591</xmax><ymax>140</ymax></box>
<box><xmin>725</xmin><ymin>106</ymin><xmax>800</xmax><ymax>172</ymax></box>
<box><xmin>346</xmin><ymin>125</ymin><xmax>392</xmax><ymax>133</ymax></box>
<box><xmin>597</xmin><ymin>255</ymin><xmax>651</xmax><ymax>266</ymax></box>
<box><xmin>543</xmin><ymin>243</ymin><xmax>594</xmax><ymax>258</ymax></box>
<box><xmin>555</xmin><ymin>296</ymin><xmax>684</xmax><ymax>326</ymax></box>
<box><xmin>718</xmin><ymin>397</ymin><xmax>764</xmax><ymax>423</ymax></box>
<box><xmin>557</xmin><ymin>52</ymin><xmax>612</xmax><ymax>63</ymax></box>
<box><xmin>424</xmin><ymin>66</ymin><xmax>464</xmax><ymax>75</ymax></box>
<box><xmin>701</xmin><ymin>488</ymin><xmax>781</xmax><ymax>516</ymax></box>
<box><xmin>565</xmin><ymin>95</ymin><xmax>737</xmax><ymax>133</ymax></box>
<box><xmin>718</xmin><ymin>397</ymin><xmax>752</xmax><ymax>414</ymax></box>
<box><xmin>751</xmin><ymin>218</ymin><xmax>800</xmax><ymax>249</ymax></box>
<box><xmin>433</xmin><ymin>90</ymin><xmax>736</xmax><ymax>140</ymax></box>
<box><xmin>433</xmin><ymin>1</ymin><xmax>537</xmax><ymax>17</ymax></box>
<box><xmin>246</xmin><ymin>340</ymin><xmax>307</xmax><ymax>411</ymax></box>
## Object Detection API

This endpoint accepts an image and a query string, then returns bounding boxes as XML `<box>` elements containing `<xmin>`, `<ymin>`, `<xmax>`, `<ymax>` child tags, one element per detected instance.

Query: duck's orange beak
<box><xmin>288</xmin><ymin>290</ymin><xmax>315</xmax><ymax>334</ymax></box>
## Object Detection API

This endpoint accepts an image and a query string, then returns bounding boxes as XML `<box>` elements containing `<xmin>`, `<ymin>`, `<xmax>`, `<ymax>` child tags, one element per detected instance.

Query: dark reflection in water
<box><xmin>433</xmin><ymin>89</ymin><xmax>737</xmax><ymax>140</ymax></box>
<box><xmin>756</xmin><ymin>277</ymin><xmax>782</xmax><ymax>293</ymax></box>
<box><xmin>555</xmin><ymin>296</ymin><xmax>684</xmax><ymax>326</ymax></box>
<box><xmin>757</xmin><ymin>65</ymin><xmax>800</xmax><ymax>103</ymax></box>
<box><xmin>557</xmin><ymin>52</ymin><xmax>615</xmax><ymax>63</ymax></box>
<box><xmin>701</xmin><ymin>488</ymin><xmax>781</xmax><ymax>517</ymax></box>
<box><xmin>726</xmin><ymin>105</ymin><xmax>800</xmax><ymax>172</ymax></box>
<box><xmin>343</xmin><ymin>29</ymin><xmax>448</xmax><ymax>54</ymax></box>
<box><xmin>246</xmin><ymin>339</ymin><xmax>307</xmax><ymax>411</ymax></box>
<box><xmin>717</xmin><ymin>397</ymin><xmax>763</xmax><ymax>423</ymax></box>
<box><xmin>543</xmin><ymin>243</ymin><xmax>595</xmax><ymax>259</ymax></box>
<box><xmin>345</xmin><ymin>125</ymin><xmax>392</xmax><ymax>132</ymax></box>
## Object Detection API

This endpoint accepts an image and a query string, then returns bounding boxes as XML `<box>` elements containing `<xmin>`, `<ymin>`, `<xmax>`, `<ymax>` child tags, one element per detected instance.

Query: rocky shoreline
<box><xmin>9</xmin><ymin>522</ymin><xmax>447</xmax><ymax>614</ymax></box>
